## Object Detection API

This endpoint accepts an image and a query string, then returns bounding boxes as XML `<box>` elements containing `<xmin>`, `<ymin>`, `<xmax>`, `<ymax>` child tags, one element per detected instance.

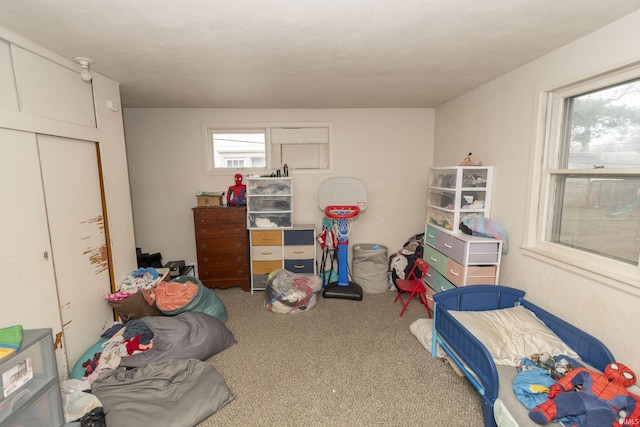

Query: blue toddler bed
<box><xmin>431</xmin><ymin>285</ymin><xmax>614</xmax><ymax>427</ymax></box>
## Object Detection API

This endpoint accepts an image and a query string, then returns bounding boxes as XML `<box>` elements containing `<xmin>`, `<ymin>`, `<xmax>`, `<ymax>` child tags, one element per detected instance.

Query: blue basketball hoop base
<box><xmin>322</xmin><ymin>205</ymin><xmax>363</xmax><ymax>301</ymax></box>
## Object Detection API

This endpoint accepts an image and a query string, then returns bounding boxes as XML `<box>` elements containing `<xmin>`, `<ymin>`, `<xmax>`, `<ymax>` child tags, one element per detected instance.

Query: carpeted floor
<box><xmin>197</xmin><ymin>287</ymin><xmax>484</xmax><ymax>427</ymax></box>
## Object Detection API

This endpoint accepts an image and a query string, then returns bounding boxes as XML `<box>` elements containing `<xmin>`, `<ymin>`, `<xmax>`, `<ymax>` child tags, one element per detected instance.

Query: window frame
<box><xmin>524</xmin><ymin>63</ymin><xmax>640</xmax><ymax>290</ymax></box>
<box><xmin>201</xmin><ymin>122</ymin><xmax>333</xmax><ymax>176</ymax></box>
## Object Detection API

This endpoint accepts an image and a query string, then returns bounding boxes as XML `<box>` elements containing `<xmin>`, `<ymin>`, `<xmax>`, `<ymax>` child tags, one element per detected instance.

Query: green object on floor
<box><xmin>0</xmin><ymin>324</ymin><xmax>23</xmax><ymax>359</ymax></box>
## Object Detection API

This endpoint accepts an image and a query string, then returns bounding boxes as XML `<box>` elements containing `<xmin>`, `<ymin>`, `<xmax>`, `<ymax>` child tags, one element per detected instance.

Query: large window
<box><xmin>529</xmin><ymin>65</ymin><xmax>640</xmax><ymax>286</ymax></box>
<box><xmin>202</xmin><ymin>122</ymin><xmax>332</xmax><ymax>175</ymax></box>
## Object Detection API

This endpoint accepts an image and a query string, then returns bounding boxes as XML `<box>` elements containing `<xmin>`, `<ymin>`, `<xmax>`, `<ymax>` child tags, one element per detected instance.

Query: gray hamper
<box><xmin>352</xmin><ymin>243</ymin><xmax>389</xmax><ymax>293</ymax></box>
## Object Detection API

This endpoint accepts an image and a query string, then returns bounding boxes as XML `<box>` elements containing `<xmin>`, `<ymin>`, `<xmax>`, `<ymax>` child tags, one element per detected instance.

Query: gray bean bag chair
<box><xmin>93</xmin><ymin>358</ymin><xmax>235</xmax><ymax>427</ymax></box>
<box><xmin>156</xmin><ymin>276</ymin><xmax>228</xmax><ymax>323</ymax></box>
<box><xmin>120</xmin><ymin>311</ymin><xmax>236</xmax><ymax>368</ymax></box>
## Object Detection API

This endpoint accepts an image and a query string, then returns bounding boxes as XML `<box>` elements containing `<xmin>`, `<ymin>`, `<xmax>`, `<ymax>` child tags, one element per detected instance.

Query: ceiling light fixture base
<box><xmin>73</xmin><ymin>57</ymin><xmax>94</xmax><ymax>82</ymax></box>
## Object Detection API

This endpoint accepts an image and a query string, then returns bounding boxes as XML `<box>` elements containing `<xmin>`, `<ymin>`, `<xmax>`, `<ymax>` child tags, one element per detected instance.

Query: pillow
<box><xmin>107</xmin><ymin>291</ymin><xmax>162</xmax><ymax>324</ymax></box>
<box><xmin>119</xmin><ymin>311</ymin><xmax>236</xmax><ymax>368</ymax></box>
<box><xmin>449</xmin><ymin>306</ymin><xmax>580</xmax><ymax>366</ymax></box>
<box><xmin>409</xmin><ymin>318</ymin><xmax>446</xmax><ymax>358</ymax></box>
<box><xmin>70</xmin><ymin>338</ymin><xmax>109</xmax><ymax>379</ymax></box>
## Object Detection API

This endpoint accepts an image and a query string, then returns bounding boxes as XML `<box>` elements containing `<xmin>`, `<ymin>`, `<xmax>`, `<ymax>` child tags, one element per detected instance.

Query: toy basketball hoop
<box><xmin>318</xmin><ymin>178</ymin><xmax>367</xmax><ymax>301</ymax></box>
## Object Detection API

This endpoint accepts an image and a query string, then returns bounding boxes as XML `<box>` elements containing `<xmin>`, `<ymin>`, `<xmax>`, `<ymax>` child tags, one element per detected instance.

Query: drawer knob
<box><xmin>449</xmin><ymin>270</ymin><xmax>459</xmax><ymax>276</ymax></box>
<box><xmin>444</xmin><ymin>243</ymin><xmax>452</xmax><ymax>248</ymax></box>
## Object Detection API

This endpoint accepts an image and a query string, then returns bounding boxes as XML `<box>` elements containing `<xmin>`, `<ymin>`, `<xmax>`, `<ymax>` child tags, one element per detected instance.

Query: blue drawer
<box><xmin>284</xmin><ymin>229</ymin><xmax>315</xmax><ymax>245</ymax></box>
<box><xmin>284</xmin><ymin>259</ymin><xmax>315</xmax><ymax>273</ymax></box>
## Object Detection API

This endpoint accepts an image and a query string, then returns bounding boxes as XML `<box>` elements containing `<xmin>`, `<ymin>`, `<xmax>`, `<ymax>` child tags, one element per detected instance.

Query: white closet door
<box><xmin>37</xmin><ymin>135</ymin><xmax>112</xmax><ymax>372</ymax></box>
<box><xmin>0</xmin><ymin>128</ymin><xmax>67</xmax><ymax>373</ymax></box>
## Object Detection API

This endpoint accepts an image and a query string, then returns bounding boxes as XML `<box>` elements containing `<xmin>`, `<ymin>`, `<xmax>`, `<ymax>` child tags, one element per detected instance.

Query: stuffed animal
<box><xmin>529</xmin><ymin>362</ymin><xmax>640</xmax><ymax>427</ymax></box>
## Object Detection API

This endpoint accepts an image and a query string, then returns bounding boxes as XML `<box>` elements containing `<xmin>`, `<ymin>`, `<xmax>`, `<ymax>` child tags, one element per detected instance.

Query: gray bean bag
<box><xmin>119</xmin><ymin>311</ymin><xmax>236</xmax><ymax>368</ymax></box>
<box><xmin>92</xmin><ymin>358</ymin><xmax>235</xmax><ymax>427</ymax></box>
<box><xmin>157</xmin><ymin>276</ymin><xmax>228</xmax><ymax>323</ymax></box>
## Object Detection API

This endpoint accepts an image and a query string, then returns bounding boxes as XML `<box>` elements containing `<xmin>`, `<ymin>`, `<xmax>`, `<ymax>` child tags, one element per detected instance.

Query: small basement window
<box><xmin>202</xmin><ymin>122</ymin><xmax>332</xmax><ymax>175</ymax></box>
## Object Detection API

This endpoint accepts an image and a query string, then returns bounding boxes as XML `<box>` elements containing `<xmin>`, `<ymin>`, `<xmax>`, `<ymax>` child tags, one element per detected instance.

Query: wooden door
<box><xmin>0</xmin><ymin>128</ymin><xmax>67</xmax><ymax>373</ymax></box>
<box><xmin>37</xmin><ymin>135</ymin><xmax>113</xmax><ymax>374</ymax></box>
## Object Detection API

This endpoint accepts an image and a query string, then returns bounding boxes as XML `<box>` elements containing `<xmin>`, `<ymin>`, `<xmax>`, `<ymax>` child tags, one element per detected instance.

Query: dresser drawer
<box><xmin>248</xmin><ymin>212</ymin><xmax>292</xmax><ymax>229</ymax></box>
<box><xmin>200</xmin><ymin>277</ymin><xmax>249</xmax><ymax>290</ymax></box>
<box><xmin>3</xmin><ymin>382</ymin><xmax>64</xmax><ymax>427</ymax></box>
<box><xmin>198</xmin><ymin>261</ymin><xmax>249</xmax><ymax>280</ymax></box>
<box><xmin>436</xmin><ymin>232</ymin><xmax>466</xmax><ymax>263</ymax></box>
<box><xmin>284</xmin><ymin>245</ymin><xmax>314</xmax><ymax>259</ymax></box>
<box><xmin>425</xmin><ymin>225</ymin><xmax>438</xmax><ymax>248</ymax></box>
<box><xmin>423</xmin><ymin>265</ymin><xmax>437</xmax><ymax>288</ymax></box>
<box><xmin>432</xmin><ymin>269</ymin><xmax>455</xmax><ymax>293</ymax></box>
<box><xmin>251</xmin><ymin>230</ymin><xmax>283</xmax><ymax>246</ymax></box>
<box><xmin>252</xmin><ymin>245</ymin><xmax>282</xmax><ymax>261</ymax></box>
<box><xmin>247</xmin><ymin>195</ymin><xmax>292</xmax><ymax>212</ymax></box>
<box><xmin>425</xmin><ymin>284</ymin><xmax>436</xmax><ymax>312</ymax></box>
<box><xmin>195</xmin><ymin>225</ymin><xmax>247</xmax><ymax>239</ymax></box>
<box><xmin>425</xmin><ymin>246</ymin><xmax>448</xmax><ymax>277</ymax></box>
<box><xmin>283</xmin><ymin>259</ymin><xmax>314</xmax><ymax>273</ymax></box>
<box><xmin>446</xmin><ymin>259</ymin><xmax>497</xmax><ymax>287</ymax></box>
<box><xmin>284</xmin><ymin>229</ymin><xmax>315</xmax><ymax>245</ymax></box>
<box><xmin>466</xmin><ymin>240</ymin><xmax>501</xmax><ymax>264</ymax></box>
<box><xmin>252</xmin><ymin>260</ymin><xmax>282</xmax><ymax>275</ymax></box>
<box><xmin>193</xmin><ymin>207</ymin><xmax>246</xmax><ymax>225</ymax></box>
<box><xmin>251</xmin><ymin>274</ymin><xmax>269</xmax><ymax>290</ymax></box>
<box><xmin>196</xmin><ymin>238</ymin><xmax>247</xmax><ymax>255</ymax></box>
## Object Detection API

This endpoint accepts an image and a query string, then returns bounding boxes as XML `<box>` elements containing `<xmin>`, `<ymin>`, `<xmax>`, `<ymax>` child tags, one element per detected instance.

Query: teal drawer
<box><xmin>425</xmin><ymin>246</ymin><xmax>448</xmax><ymax>277</ymax></box>
<box><xmin>425</xmin><ymin>225</ymin><xmax>438</xmax><ymax>248</ymax></box>
<box><xmin>433</xmin><ymin>269</ymin><xmax>456</xmax><ymax>293</ymax></box>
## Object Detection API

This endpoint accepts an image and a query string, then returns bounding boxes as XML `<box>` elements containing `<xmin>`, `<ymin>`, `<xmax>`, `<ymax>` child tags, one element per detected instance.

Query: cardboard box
<box><xmin>197</xmin><ymin>194</ymin><xmax>224</xmax><ymax>207</ymax></box>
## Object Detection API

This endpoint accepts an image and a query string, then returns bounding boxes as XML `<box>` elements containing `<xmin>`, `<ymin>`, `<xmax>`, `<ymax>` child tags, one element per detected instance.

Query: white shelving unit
<box><xmin>246</xmin><ymin>177</ymin><xmax>293</xmax><ymax>230</ymax></box>
<box><xmin>426</xmin><ymin>166</ymin><xmax>493</xmax><ymax>234</ymax></box>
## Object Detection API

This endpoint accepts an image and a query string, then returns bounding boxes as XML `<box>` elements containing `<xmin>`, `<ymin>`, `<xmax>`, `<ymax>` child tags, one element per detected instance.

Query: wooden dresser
<box><xmin>192</xmin><ymin>206</ymin><xmax>250</xmax><ymax>291</ymax></box>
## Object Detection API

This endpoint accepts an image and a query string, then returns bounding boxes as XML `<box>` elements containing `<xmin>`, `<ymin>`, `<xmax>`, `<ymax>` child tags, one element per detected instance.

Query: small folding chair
<box><xmin>394</xmin><ymin>258</ymin><xmax>432</xmax><ymax>318</ymax></box>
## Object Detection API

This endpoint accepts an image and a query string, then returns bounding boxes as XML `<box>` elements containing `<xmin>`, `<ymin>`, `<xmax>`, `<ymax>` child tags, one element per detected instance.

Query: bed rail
<box><xmin>432</xmin><ymin>286</ymin><xmax>522</xmax><ymax>401</ymax></box>
<box><xmin>521</xmin><ymin>299</ymin><xmax>614</xmax><ymax>371</ymax></box>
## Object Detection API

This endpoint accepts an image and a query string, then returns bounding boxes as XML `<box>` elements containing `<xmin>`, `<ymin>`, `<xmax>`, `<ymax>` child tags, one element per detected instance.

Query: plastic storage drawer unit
<box><xmin>0</xmin><ymin>328</ymin><xmax>64</xmax><ymax>427</ymax></box>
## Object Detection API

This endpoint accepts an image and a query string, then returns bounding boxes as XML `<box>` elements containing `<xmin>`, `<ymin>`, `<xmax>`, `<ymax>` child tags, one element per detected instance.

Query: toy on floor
<box><xmin>318</xmin><ymin>177</ymin><xmax>368</xmax><ymax>301</ymax></box>
<box><xmin>529</xmin><ymin>362</ymin><xmax>640</xmax><ymax>427</ymax></box>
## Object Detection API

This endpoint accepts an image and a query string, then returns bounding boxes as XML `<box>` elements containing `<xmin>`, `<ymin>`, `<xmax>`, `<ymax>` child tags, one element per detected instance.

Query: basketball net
<box><xmin>325</xmin><ymin>206</ymin><xmax>359</xmax><ymax>242</ymax></box>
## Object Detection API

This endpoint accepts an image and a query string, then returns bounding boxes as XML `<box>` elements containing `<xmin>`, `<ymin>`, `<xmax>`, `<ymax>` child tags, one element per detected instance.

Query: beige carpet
<box><xmin>197</xmin><ymin>287</ymin><xmax>484</xmax><ymax>427</ymax></box>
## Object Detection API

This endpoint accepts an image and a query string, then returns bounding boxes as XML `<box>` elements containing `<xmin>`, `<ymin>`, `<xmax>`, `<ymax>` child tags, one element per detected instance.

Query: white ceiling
<box><xmin>0</xmin><ymin>0</ymin><xmax>638</xmax><ymax>108</ymax></box>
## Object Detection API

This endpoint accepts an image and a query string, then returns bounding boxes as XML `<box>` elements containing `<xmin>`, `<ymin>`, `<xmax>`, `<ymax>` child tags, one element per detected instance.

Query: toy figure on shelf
<box><xmin>459</xmin><ymin>152</ymin><xmax>473</xmax><ymax>166</ymax></box>
<box><xmin>227</xmin><ymin>173</ymin><xmax>247</xmax><ymax>206</ymax></box>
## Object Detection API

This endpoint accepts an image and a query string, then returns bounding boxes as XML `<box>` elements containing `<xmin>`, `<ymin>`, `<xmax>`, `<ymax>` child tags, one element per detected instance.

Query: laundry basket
<box><xmin>352</xmin><ymin>243</ymin><xmax>389</xmax><ymax>293</ymax></box>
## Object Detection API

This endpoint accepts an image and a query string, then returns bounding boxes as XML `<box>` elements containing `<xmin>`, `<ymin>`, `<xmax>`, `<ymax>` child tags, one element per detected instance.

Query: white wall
<box><xmin>434</xmin><ymin>11</ymin><xmax>640</xmax><ymax>373</ymax></box>
<box><xmin>123</xmin><ymin>108</ymin><xmax>434</xmax><ymax>272</ymax></box>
